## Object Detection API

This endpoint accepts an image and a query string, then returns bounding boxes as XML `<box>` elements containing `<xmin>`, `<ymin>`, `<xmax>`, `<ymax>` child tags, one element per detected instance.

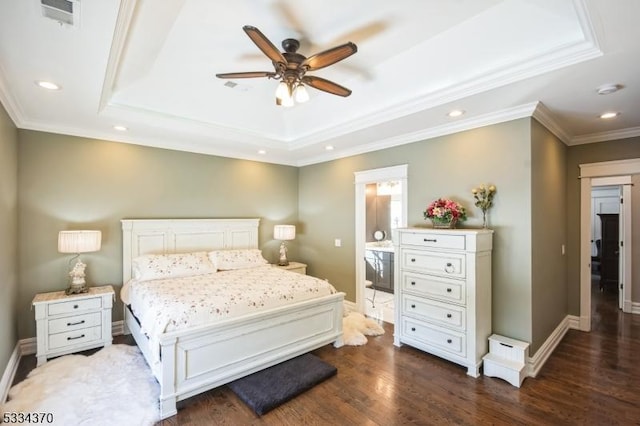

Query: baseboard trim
<box><xmin>0</xmin><ymin>343</ymin><xmax>22</xmax><ymax>404</ymax></box>
<box><xmin>343</xmin><ymin>300</ymin><xmax>357</xmax><ymax>315</ymax></box>
<box><xmin>2</xmin><ymin>320</ymin><xmax>127</xmax><ymax>403</ymax></box>
<box><xmin>526</xmin><ymin>315</ymin><xmax>576</xmax><ymax>378</ymax></box>
<box><xmin>632</xmin><ymin>302</ymin><xmax>640</xmax><ymax>315</ymax></box>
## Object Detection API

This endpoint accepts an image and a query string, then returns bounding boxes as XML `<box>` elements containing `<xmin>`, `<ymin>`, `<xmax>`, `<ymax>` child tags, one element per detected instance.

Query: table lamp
<box><xmin>273</xmin><ymin>225</ymin><xmax>295</xmax><ymax>266</ymax></box>
<box><xmin>58</xmin><ymin>230</ymin><xmax>102</xmax><ymax>294</ymax></box>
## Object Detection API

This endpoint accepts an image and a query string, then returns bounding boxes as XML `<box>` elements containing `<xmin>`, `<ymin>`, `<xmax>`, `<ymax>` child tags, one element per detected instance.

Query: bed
<box><xmin>121</xmin><ymin>218</ymin><xmax>345</xmax><ymax>419</ymax></box>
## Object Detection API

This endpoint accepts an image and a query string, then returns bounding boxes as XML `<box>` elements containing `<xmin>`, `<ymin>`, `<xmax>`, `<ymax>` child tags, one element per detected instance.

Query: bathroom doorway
<box><xmin>354</xmin><ymin>165</ymin><xmax>408</xmax><ymax>323</ymax></box>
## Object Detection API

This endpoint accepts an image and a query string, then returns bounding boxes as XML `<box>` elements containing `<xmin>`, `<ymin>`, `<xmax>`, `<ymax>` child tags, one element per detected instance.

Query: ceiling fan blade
<box><xmin>301</xmin><ymin>42</ymin><xmax>357</xmax><ymax>71</ymax></box>
<box><xmin>302</xmin><ymin>76</ymin><xmax>352</xmax><ymax>97</ymax></box>
<box><xmin>242</xmin><ymin>25</ymin><xmax>287</xmax><ymax>65</ymax></box>
<box><xmin>216</xmin><ymin>71</ymin><xmax>275</xmax><ymax>79</ymax></box>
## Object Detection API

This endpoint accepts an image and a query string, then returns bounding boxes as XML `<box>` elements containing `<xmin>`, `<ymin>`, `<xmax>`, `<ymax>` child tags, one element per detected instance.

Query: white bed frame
<box><xmin>121</xmin><ymin>218</ymin><xmax>344</xmax><ymax>419</ymax></box>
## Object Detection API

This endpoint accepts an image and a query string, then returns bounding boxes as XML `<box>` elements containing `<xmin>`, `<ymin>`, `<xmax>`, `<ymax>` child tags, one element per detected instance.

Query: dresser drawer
<box><xmin>48</xmin><ymin>312</ymin><xmax>102</xmax><ymax>334</ymax></box>
<box><xmin>48</xmin><ymin>326</ymin><xmax>103</xmax><ymax>350</ymax></box>
<box><xmin>401</xmin><ymin>249</ymin><xmax>465</xmax><ymax>279</ymax></box>
<box><xmin>47</xmin><ymin>297</ymin><xmax>102</xmax><ymax>316</ymax></box>
<box><xmin>402</xmin><ymin>295</ymin><xmax>466</xmax><ymax>331</ymax></box>
<box><xmin>400</xmin><ymin>232</ymin><xmax>465</xmax><ymax>250</ymax></box>
<box><xmin>401</xmin><ymin>317</ymin><xmax>466</xmax><ymax>357</ymax></box>
<box><xmin>401</xmin><ymin>272</ymin><xmax>465</xmax><ymax>304</ymax></box>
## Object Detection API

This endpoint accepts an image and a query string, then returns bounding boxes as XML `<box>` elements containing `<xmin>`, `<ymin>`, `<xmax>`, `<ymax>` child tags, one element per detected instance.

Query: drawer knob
<box><xmin>410</xmin><ymin>281</ymin><xmax>416</xmax><ymax>286</ymax></box>
<box><xmin>410</xmin><ymin>258</ymin><xmax>416</xmax><ymax>262</ymax></box>
<box><xmin>446</xmin><ymin>288</ymin><xmax>452</xmax><ymax>293</ymax></box>
<box><xmin>73</xmin><ymin>304</ymin><xmax>79</xmax><ymax>309</ymax></box>
<box><xmin>410</xmin><ymin>304</ymin><xmax>416</xmax><ymax>309</ymax></box>
<box><xmin>411</xmin><ymin>327</ymin><xmax>416</xmax><ymax>332</ymax></box>
<box><xmin>423</xmin><ymin>238</ymin><xmax>437</xmax><ymax>243</ymax></box>
<box><xmin>67</xmin><ymin>320</ymin><xmax>85</xmax><ymax>326</ymax></box>
<box><xmin>67</xmin><ymin>334</ymin><xmax>85</xmax><ymax>341</ymax></box>
<box><xmin>447</xmin><ymin>339</ymin><xmax>452</xmax><ymax>344</ymax></box>
<box><xmin>446</xmin><ymin>313</ymin><xmax>452</xmax><ymax>318</ymax></box>
<box><xmin>444</xmin><ymin>263</ymin><xmax>454</xmax><ymax>273</ymax></box>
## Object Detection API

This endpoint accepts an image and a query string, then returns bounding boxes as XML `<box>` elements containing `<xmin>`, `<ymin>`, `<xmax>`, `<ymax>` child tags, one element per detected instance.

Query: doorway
<box><xmin>579</xmin><ymin>159</ymin><xmax>638</xmax><ymax>331</ymax></box>
<box><xmin>354</xmin><ymin>165</ymin><xmax>408</xmax><ymax>322</ymax></box>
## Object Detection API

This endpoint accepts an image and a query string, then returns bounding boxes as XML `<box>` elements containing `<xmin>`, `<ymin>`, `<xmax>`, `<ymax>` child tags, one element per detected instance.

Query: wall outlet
<box><xmin>334</xmin><ymin>239</ymin><xmax>342</xmax><ymax>247</ymax></box>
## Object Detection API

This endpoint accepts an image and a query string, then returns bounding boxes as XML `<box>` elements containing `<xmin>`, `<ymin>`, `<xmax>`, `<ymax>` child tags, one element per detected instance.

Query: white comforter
<box><xmin>121</xmin><ymin>265</ymin><xmax>337</xmax><ymax>363</ymax></box>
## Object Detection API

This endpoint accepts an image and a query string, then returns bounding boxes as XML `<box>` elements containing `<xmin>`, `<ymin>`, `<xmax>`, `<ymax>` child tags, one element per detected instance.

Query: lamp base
<box><xmin>65</xmin><ymin>283</ymin><xmax>88</xmax><ymax>295</ymax></box>
<box><xmin>278</xmin><ymin>241</ymin><xmax>289</xmax><ymax>266</ymax></box>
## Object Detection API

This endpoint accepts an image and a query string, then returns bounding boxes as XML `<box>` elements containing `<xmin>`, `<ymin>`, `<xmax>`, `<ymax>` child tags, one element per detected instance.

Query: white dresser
<box><xmin>32</xmin><ymin>285</ymin><xmax>114</xmax><ymax>366</ymax></box>
<box><xmin>393</xmin><ymin>228</ymin><xmax>492</xmax><ymax>377</ymax></box>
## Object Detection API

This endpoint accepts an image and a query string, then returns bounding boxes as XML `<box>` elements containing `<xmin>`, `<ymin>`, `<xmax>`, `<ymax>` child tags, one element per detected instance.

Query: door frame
<box><xmin>354</xmin><ymin>165</ymin><xmax>408</xmax><ymax>313</ymax></box>
<box><xmin>579</xmin><ymin>159</ymin><xmax>638</xmax><ymax>330</ymax></box>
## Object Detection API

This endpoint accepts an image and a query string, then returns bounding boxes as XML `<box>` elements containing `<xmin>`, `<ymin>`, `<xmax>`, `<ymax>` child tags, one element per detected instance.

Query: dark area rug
<box><xmin>227</xmin><ymin>353</ymin><xmax>337</xmax><ymax>415</ymax></box>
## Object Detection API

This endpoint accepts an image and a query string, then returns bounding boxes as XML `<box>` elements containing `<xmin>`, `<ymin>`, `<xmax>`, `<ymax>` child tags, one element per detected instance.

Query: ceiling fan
<box><xmin>216</xmin><ymin>25</ymin><xmax>357</xmax><ymax>106</ymax></box>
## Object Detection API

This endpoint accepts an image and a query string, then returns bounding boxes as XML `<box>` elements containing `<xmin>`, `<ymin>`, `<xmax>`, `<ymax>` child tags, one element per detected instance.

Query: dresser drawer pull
<box><xmin>444</xmin><ymin>263</ymin><xmax>454</xmax><ymax>273</ymax></box>
<box><xmin>446</xmin><ymin>313</ymin><xmax>452</xmax><ymax>318</ymax></box>
<box><xmin>423</xmin><ymin>238</ymin><xmax>437</xmax><ymax>242</ymax></box>
<box><xmin>411</xmin><ymin>281</ymin><xmax>416</xmax><ymax>286</ymax></box>
<box><xmin>411</xmin><ymin>327</ymin><xmax>416</xmax><ymax>332</ymax></box>
<box><xmin>67</xmin><ymin>334</ymin><xmax>85</xmax><ymax>341</ymax></box>
<box><xmin>67</xmin><ymin>320</ymin><xmax>85</xmax><ymax>326</ymax></box>
<box><xmin>410</xmin><ymin>258</ymin><xmax>416</xmax><ymax>262</ymax></box>
<box><xmin>447</xmin><ymin>339</ymin><xmax>452</xmax><ymax>344</ymax></box>
<box><xmin>410</xmin><ymin>304</ymin><xmax>416</xmax><ymax>309</ymax></box>
<box><xmin>73</xmin><ymin>304</ymin><xmax>79</xmax><ymax>309</ymax></box>
<box><xmin>446</xmin><ymin>288</ymin><xmax>452</xmax><ymax>293</ymax></box>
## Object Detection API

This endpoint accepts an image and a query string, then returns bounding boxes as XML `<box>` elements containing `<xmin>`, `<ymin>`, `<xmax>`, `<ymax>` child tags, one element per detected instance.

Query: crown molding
<box><xmin>569</xmin><ymin>127</ymin><xmax>640</xmax><ymax>145</ymax></box>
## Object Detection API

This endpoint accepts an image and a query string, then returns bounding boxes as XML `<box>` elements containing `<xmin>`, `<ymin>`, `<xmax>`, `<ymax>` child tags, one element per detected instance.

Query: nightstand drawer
<box><xmin>48</xmin><ymin>325</ymin><xmax>103</xmax><ymax>350</ymax></box>
<box><xmin>48</xmin><ymin>312</ymin><xmax>102</xmax><ymax>334</ymax></box>
<box><xmin>47</xmin><ymin>297</ymin><xmax>102</xmax><ymax>316</ymax></box>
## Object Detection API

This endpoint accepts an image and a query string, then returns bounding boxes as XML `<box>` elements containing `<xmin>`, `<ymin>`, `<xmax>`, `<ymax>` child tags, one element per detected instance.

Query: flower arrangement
<box><xmin>423</xmin><ymin>198</ymin><xmax>467</xmax><ymax>228</ymax></box>
<box><xmin>471</xmin><ymin>184</ymin><xmax>497</xmax><ymax>228</ymax></box>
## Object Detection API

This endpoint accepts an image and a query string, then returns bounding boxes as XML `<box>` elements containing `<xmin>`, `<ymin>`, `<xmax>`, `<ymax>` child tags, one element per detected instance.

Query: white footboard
<box><xmin>126</xmin><ymin>292</ymin><xmax>344</xmax><ymax>419</ymax></box>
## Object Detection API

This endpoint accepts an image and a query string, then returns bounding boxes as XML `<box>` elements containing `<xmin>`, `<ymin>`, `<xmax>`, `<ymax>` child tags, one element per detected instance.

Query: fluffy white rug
<box><xmin>342</xmin><ymin>312</ymin><xmax>385</xmax><ymax>346</ymax></box>
<box><xmin>1</xmin><ymin>344</ymin><xmax>159</xmax><ymax>426</ymax></box>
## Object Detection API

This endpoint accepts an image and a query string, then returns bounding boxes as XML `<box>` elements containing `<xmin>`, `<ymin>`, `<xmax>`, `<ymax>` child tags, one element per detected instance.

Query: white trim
<box><xmin>580</xmin><ymin>158</ymin><xmax>640</xmax><ymax>178</ymax></box>
<box><xmin>0</xmin><ymin>343</ymin><xmax>21</xmax><ymax>403</ymax></box>
<box><xmin>354</xmin><ymin>165</ymin><xmax>408</xmax><ymax>315</ymax></box>
<box><xmin>632</xmin><ymin>301</ymin><xmax>640</xmax><ymax>315</ymax></box>
<box><xmin>526</xmin><ymin>315</ymin><xmax>576</xmax><ymax>378</ymax></box>
<box><xmin>569</xmin><ymin>127</ymin><xmax>640</xmax><ymax>145</ymax></box>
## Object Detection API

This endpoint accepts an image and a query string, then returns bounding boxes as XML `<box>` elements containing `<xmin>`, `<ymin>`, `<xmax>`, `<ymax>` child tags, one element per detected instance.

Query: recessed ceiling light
<box><xmin>36</xmin><ymin>80</ymin><xmax>60</xmax><ymax>90</ymax></box>
<box><xmin>596</xmin><ymin>84</ymin><xmax>622</xmax><ymax>95</ymax></box>
<box><xmin>325</xmin><ymin>145</ymin><xmax>334</xmax><ymax>151</ymax></box>
<box><xmin>258</xmin><ymin>149</ymin><xmax>267</xmax><ymax>155</ymax></box>
<box><xmin>113</xmin><ymin>125</ymin><xmax>128</xmax><ymax>132</ymax></box>
<box><xmin>447</xmin><ymin>109</ymin><xmax>465</xmax><ymax>117</ymax></box>
<box><xmin>600</xmin><ymin>112</ymin><xmax>619</xmax><ymax>119</ymax></box>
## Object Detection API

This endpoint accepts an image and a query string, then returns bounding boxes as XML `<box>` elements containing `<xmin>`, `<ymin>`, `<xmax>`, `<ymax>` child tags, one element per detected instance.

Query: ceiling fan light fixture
<box><xmin>294</xmin><ymin>84</ymin><xmax>309</xmax><ymax>103</ymax></box>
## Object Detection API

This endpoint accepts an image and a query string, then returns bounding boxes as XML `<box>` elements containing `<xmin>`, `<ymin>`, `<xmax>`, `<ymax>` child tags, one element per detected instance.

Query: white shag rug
<box><xmin>342</xmin><ymin>312</ymin><xmax>385</xmax><ymax>346</ymax></box>
<box><xmin>1</xmin><ymin>344</ymin><xmax>159</xmax><ymax>426</ymax></box>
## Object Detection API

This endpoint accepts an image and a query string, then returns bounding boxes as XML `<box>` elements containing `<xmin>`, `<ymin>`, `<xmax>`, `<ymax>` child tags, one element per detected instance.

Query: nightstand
<box><xmin>32</xmin><ymin>285</ymin><xmax>115</xmax><ymax>366</ymax></box>
<box><xmin>273</xmin><ymin>261</ymin><xmax>307</xmax><ymax>275</ymax></box>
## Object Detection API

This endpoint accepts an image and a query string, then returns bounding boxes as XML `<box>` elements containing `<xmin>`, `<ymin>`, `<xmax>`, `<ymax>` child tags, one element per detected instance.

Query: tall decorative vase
<box><xmin>482</xmin><ymin>210</ymin><xmax>488</xmax><ymax>229</ymax></box>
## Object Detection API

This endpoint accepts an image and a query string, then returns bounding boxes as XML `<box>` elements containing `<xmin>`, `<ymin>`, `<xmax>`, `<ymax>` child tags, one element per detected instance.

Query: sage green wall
<box><xmin>531</xmin><ymin>120</ymin><xmax>567</xmax><ymax>352</ymax></box>
<box><xmin>298</xmin><ymin>119</ymin><xmax>535</xmax><ymax>346</ymax></box>
<box><xmin>0</xmin><ymin>102</ymin><xmax>18</xmax><ymax>368</ymax></box>
<box><xmin>566</xmin><ymin>137</ymin><xmax>640</xmax><ymax>315</ymax></box>
<box><xmin>17</xmin><ymin>130</ymin><xmax>299</xmax><ymax>339</ymax></box>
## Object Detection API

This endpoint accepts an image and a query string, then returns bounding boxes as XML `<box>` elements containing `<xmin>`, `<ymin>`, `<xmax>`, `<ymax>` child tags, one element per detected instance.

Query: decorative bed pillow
<box><xmin>132</xmin><ymin>251</ymin><xmax>216</xmax><ymax>282</ymax></box>
<box><xmin>209</xmin><ymin>249</ymin><xmax>269</xmax><ymax>270</ymax></box>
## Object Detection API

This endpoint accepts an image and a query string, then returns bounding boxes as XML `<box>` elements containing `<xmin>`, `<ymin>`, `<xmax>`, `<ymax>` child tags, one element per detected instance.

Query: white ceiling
<box><xmin>0</xmin><ymin>0</ymin><xmax>638</xmax><ymax>166</ymax></box>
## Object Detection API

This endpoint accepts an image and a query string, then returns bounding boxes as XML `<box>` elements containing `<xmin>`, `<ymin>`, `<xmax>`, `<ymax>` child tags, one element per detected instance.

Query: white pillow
<box><xmin>132</xmin><ymin>251</ymin><xmax>216</xmax><ymax>282</ymax></box>
<box><xmin>209</xmin><ymin>249</ymin><xmax>268</xmax><ymax>270</ymax></box>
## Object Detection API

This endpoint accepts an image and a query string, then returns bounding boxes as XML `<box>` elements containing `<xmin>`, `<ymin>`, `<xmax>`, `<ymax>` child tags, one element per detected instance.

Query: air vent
<box><xmin>41</xmin><ymin>0</ymin><xmax>79</xmax><ymax>27</ymax></box>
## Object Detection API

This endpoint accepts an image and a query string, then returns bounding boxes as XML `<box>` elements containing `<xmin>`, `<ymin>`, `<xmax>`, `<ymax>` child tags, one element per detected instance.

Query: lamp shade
<box><xmin>273</xmin><ymin>225</ymin><xmax>296</xmax><ymax>241</ymax></box>
<box><xmin>58</xmin><ymin>230</ymin><xmax>102</xmax><ymax>254</ymax></box>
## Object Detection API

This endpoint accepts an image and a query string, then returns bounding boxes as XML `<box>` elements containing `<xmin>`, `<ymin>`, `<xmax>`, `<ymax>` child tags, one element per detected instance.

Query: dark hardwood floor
<box><xmin>13</xmin><ymin>281</ymin><xmax>640</xmax><ymax>425</ymax></box>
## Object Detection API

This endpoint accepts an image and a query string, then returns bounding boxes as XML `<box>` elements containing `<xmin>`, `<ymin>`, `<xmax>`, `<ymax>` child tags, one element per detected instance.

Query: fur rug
<box><xmin>342</xmin><ymin>312</ymin><xmax>385</xmax><ymax>346</ymax></box>
<box><xmin>1</xmin><ymin>344</ymin><xmax>159</xmax><ymax>426</ymax></box>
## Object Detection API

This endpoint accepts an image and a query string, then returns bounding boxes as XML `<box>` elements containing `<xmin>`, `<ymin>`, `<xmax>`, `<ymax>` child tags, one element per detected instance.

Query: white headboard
<box><xmin>121</xmin><ymin>218</ymin><xmax>260</xmax><ymax>283</ymax></box>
